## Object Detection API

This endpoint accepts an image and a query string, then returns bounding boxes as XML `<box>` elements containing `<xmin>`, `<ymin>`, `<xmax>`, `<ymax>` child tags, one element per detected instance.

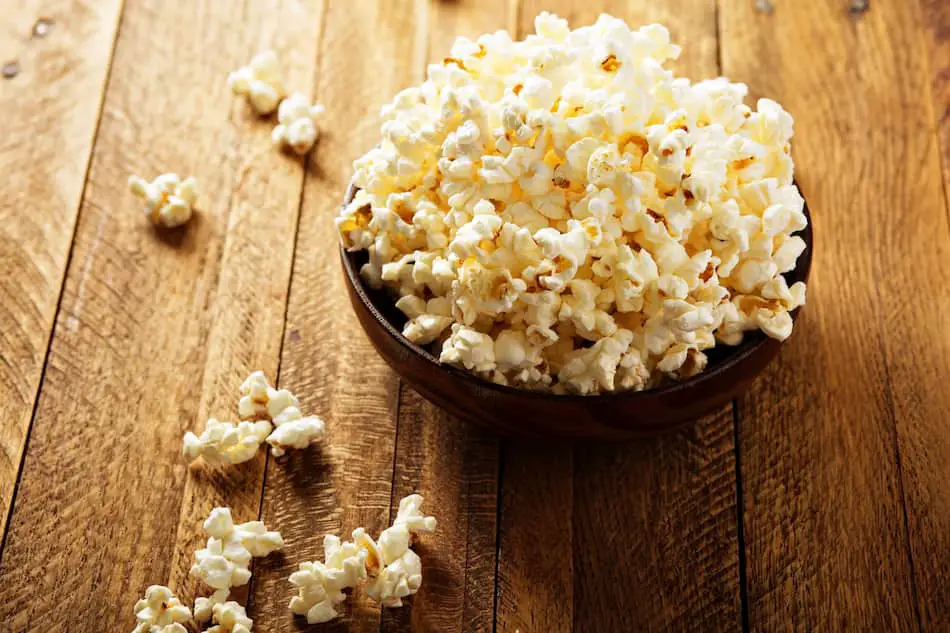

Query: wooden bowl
<box><xmin>340</xmin><ymin>185</ymin><xmax>813</xmax><ymax>439</ymax></box>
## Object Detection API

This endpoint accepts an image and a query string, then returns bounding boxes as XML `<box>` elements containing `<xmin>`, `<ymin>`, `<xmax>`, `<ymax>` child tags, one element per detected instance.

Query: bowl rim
<box><xmin>340</xmin><ymin>181</ymin><xmax>813</xmax><ymax>402</ymax></box>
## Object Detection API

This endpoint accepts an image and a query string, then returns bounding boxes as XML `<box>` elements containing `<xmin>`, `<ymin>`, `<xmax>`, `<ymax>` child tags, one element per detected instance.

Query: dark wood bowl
<box><xmin>340</xmin><ymin>185</ymin><xmax>813</xmax><ymax>439</ymax></box>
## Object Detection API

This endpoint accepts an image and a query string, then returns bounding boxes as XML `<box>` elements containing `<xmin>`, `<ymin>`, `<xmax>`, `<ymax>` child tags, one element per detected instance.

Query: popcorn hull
<box><xmin>340</xmin><ymin>201</ymin><xmax>812</xmax><ymax>439</ymax></box>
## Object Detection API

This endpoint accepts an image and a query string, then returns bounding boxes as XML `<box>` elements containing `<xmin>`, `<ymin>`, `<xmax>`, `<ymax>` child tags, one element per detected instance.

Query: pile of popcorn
<box><xmin>338</xmin><ymin>12</ymin><xmax>808</xmax><ymax>394</ymax></box>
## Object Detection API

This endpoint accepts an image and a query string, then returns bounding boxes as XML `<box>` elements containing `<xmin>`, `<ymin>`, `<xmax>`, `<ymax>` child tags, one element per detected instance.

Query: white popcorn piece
<box><xmin>191</xmin><ymin>507</ymin><xmax>283</xmax><ymax>593</ymax></box>
<box><xmin>206</xmin><ymin>601</ymin><xmax>253</xmax><ymax>633</ymax></box>
<box><xmin>336</xmin><ymin>12</ymin><xmax>808</xmax><ymax>392</ymax></box>
<box><xmin>266</xmin><ymin>414</ymin><xmax>326</xmax><ymax>456</ymax></box>
<box><xmin>237</xmin><ymin>371</ymin><xmax>325</xmax><ymax>456</ymax></box>
<box><xmin>183</xmin><ymin>418</ymin><xmax>272</xmax><ymax>466</ymax></box>
<box><xmin>128</xmin><ymin>173</ymin><xmax>197</xmax><ymax>228</ymax></box>
<box><xmin>364</xmin><ymin>548</ymin><xmax>423</xmax><ymax>608</ymax></box>
<box><xmin>288</xmin><ymin>533</ymin><xmax>369</xmax><ymax>624</ymax></box>
<box><xmin>393</xmin><ymin>494</ymin><xmax>437</xmax><ymax>534</ymax></box>
<box><xmin>238</xmin><ymin>370</ymin><xmax>299</xmax><ymax>421</ymax></box>
<box><xmin>228</xmin><ymin>50</ymin><xmax>285</xmax><ymax>115</ymax></box>
<box><xmin>272</xmin><ymin>92</ymin><xmax>326</xmax><ymax>155</ymax></box>
<box><xmin>194</xmin><ymin>588</ymin><xmax>230</xmax><ymax>623</ymax></box>
<box><xmin>132</xmin><ymin>585</ymin><xmax>192</xmax><ymax>633</ymax></box>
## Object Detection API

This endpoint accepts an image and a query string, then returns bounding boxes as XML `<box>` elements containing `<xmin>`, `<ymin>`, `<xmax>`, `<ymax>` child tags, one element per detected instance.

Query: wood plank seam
<box><xmin>731</xmin><ymin>401</ymin><xmax>751</xmax><ymax>633</ymax></box>
<box><xmin>490</xmin><ymin>442</ymin><xmax>505</xmax><ymax>632</ymax></box>
<box><xmin>0</xmin><ymin>0</ymin><xmax>127</xmax><ymax>563</ymax></box>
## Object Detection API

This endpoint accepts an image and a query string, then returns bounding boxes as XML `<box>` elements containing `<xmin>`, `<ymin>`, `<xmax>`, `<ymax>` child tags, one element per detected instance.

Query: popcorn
<box><xmin>206</xmin><ymin>601</ymin><xmax>253</xmax><ymax>633</ymax></box>
<box><xmin>194</xmin><ymin>589</ymin><xmax>229</xmax><ymax>623</ymax></box>
<box><xmin>338</xmin><ymin>12</ymin><xmax>809</xmax><ymax>393</ymax></box>
<box><xmin>272</xmin><ymin>92</ymin><xmax>326</xmax><ymax>154</ymax></box>
<box><xmin>288</xmin><ymin>533</ymin><xmax>369</xmax><ymax>624</ymax></box>
<box><xmin>191</xmin><ymin>507</ymin><xmax>283</xmax><ymax>593</ymax></box>
<box><xmin>238</xmin><ymin>370</ymin><xmax>299</xmax><ymax>421</ymax></box>
<box><xmin>183</xmin><ymin>418</ymin><xmax>272</xmax><ymax>465</ymax></box>
<box><xmin>238</xmin><ymin>371</ymin><xmax>326</xmax><ymax>456</ymax></box>
<box><xmin>128</xmin><ymin>173</ymin><xmax>197</xmax><ymax>228</ymax></box>
<box><xmin>228</xmin><ymin>50</ymin><xmax>285</xmax><ymax>115</ymax></box>
<box><xmin>132</xmin><ymin>585</ymin><xmax>192</xmax><ymax>633</ymax></box>
<box><xmin>266</xmin><ymin>414</ymin><xmax>326</xmax><ymax>456</ymax></box>
<box><xmin>288</xmin><ymin>495</ymin><xmax>435</xmax><ymax>621</ymax></box>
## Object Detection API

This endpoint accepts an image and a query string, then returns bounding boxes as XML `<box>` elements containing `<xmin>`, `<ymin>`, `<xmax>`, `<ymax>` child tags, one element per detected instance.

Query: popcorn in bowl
<box><xmin>337</xmin><ymin>12</ymin><xmax>808</xmax><ymax>395</ymax></box>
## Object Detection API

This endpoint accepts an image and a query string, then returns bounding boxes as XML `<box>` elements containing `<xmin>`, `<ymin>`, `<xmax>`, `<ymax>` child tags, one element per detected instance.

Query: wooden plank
<box><xmin>881</xmin><ymin>0</ymin><xmax>950</xmax><ymax>628</ymax></box>
<box><xmin>721</xmin><ymin>0</ymin><xmax>942</xmax><ymax>628</ymax></box>
<box><xmin>377</xmin><ymin>3</ymin><xmax>512</xmax><ymax>633</ymax></box>
<box><xmin>246</xmin><ymin>2</ymin><xmax>426</xmax><ymax>632</ymax></box>
<box><xmin>165</xmin><ymin>0</ymin><xmax>326</xmax><ymax>603</ymax></box>
<box><xmin>0</xmin><ymin>0</ymin><xmax>321</xmax><ymax>629</ymax></box>
<box><xmin>0</xmin><ymin>0</ymin><xmax>123</xmax><ymax>543</ymax></box>
<box><xmin>497</xmin><ymin>3</ymin><xmax>740</xmax><ymax>633</ymax></box>
<box><xmin>923</xmin><ymin>0</ymin><xmax>950</xmax><ymax>203</ymax></box>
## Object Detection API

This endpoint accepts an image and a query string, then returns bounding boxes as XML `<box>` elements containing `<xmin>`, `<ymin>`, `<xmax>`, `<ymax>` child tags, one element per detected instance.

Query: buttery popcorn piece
<box><xmin>128</xmin><ymin>173</ymin><xmax>197</xmax><ymax>228</ymax></box>
<box><xmin>272</xmin><ymin>92</ymin><xmax>326</xmax><ymax>154</ymax></box>
<box><xmin>182</xmin><ymin>418</ymin><xmax>272</xmax><ymax>465</ymax></box>
<box><xmin>237</xmin><ymin>371</ymin><xmax>326</xmax><ymax>456</ymax></box>
<box><xmin>338</xmin><ymin>12</ymin><xmax>808</xmax><ymax>393</ymax></box>
<box><xmin>132</xmin><ymin>585</ymin><xmax>192</xmax><ymax>633</ymax></box>
<box><xmin>228</xmin><ymin>50</ymin><xmax>285</xmax><ymax>115</ymax></box>
<box><xmin>206</xmin><ymin>601</ymin><xmax>253</xmax><ymax>633</ymax></box>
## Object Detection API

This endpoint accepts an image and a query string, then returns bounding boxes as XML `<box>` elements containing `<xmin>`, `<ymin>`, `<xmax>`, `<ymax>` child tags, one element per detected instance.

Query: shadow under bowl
<box><xmin>340</xmin><ymin>186</ymin><xmax>813</xmax><ymax>439</ymax></box>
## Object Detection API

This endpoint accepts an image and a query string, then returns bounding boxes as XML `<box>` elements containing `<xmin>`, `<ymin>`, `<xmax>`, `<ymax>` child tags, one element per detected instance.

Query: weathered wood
<box><xmin>722</xmin><ymin>0</ymin><xmax>941</xmax><ymax>628</ymax></box>
<box><xmin>497</xmin><ymin>3</ymin><xmax>741</xmax><ymax>632</ymax></box>
<box><xmin>247</xmin><ymin>2</ymin><xmax>426</xmax><ymax>632</ymax></box>
<box><xmin>0</xmin><ymin>0</ymin><xmax>123</xmax><ymax>544</ymax></box>
<box><xmin>0</xmin><ymin>0</ymin><xmax>321</xmax><ymax>630</ymax></box>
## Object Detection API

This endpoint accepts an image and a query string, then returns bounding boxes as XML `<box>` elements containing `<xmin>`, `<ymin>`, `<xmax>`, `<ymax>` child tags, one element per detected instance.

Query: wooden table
<box><xmin>1</xmin><ymin>0</ymin><xmax>948</xmax><ymax>631</ymax></box>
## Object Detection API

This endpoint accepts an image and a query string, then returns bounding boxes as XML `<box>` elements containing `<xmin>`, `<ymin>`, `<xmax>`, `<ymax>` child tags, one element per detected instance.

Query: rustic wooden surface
<box><xmin>0</xmin><ymin>0</ymin><xmax>947</xmax><ymax>631</ymax></box>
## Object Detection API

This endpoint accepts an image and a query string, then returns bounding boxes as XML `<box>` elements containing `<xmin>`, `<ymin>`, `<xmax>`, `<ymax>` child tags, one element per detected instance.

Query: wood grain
<box><xmin>381</xmin><ymin>5</ymin><xmax>510</xmax><ymax>630</ymax></box>
<box><xmin>497</xmin><ymin>3</ymin><xmax>741</xmax><ymax>633</ymax></box>
<box><xmin>0</xmin><ymin>0</ymin><xmax>321</xmax><ymax>630</ymax></box>
<box><xmin>247</xmin><ymin>2</ymin><xmax>426</xmax><ymax>632</ymax></box>
<box><xmin>0</xmin><ymin>0</ymin><xmax>122</xmax><ymax>543</ymax></box>
<box><xmin>923</xmin><ymin>0</ymin><xmax>950</xmax><ymax>204</ymax></box>
<box><xmin>721</xmin><ymin>0</ymin><xmax>945</xmax><ymax>628</ymax></box>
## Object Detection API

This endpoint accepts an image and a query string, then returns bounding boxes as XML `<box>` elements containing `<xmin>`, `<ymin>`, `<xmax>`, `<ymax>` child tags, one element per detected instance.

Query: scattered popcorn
<box><xmin>393</xmin><ymin>494</ymin><xmax>437</xmax><ymax>534</ymax></box>
<box><xmin>287</xmin><ymin>495</ymin><xmax>434</xmax><ymax>621</ymax></box>
<box><xmin>266</xmin><ymin>414</ymin><xmax>326</xmax><ymax>456</ymax></box>
<box><xmin>182</xmin><ymin>418</ymin><xmax>272</xmax><ymax>465</ymax></box>
<box><xmin>191</xmin><ymin>507</ymin><xmax>283</xmax><ymax>595</ymax></box>
<box><xmin>237</xmin><ymin>371</ymin><xmax>326</xmax><ymax>456</ymax></box>
<box><xmin>272</xmin><ymin>92</ymin><xmax>326</xmax><ymax>154</ymax></box>
<box><xmin>206</xmin><ymin>601</ymin><xmax>253</xmax><ymax>633</ymax></box>
<box><xmin>288</xmin><ymin>534</ymin><xmax>368</xmax><ymax>624</ymax></box>
<box><xmin>228</xmin><ymin>50</ymin><xmax>285</xmax><ymax>115</ymax></box>
<box><xmin>128</xmin><ymin>173</ymin><xmax>197</xmax><ymax>228</ymax></box>
<box><xmin>337</xmin><ymin>12</ymin><xmax>808</xmax><ymax>393</ymax></box>
<box><xmin>238</xmin><ymin>370</ymin><xmax>299</xmax><ymax>421</ymax></box>
<box><xmin>194</xmin><ymin>589</ymin><xmax>230</xmax><ymax>623</ymax></box>
<box><xmin>132</xmin><ymin>586</ymin><xmax>192</xmax><ymax>633</ymax></box>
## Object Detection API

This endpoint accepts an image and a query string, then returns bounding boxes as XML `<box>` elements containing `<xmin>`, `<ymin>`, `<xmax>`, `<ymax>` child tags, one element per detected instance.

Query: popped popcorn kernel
<box><xmin>228</xmin><ymin>50</ymin><xmax>285</xmax><ymax>115</ymax></box>
<box><xmin>338</xmin><ymin>12</ymin><xmax>808</xmax><ymax>393</ymax></box>
<box><xmin>132</xmin><ymin>585</ymin><xmax>192</xmax><ymax>633</ymax></box>
<box><xmin>272</xmin><ymin>92</ymin><xmax>326</xmax><ymax>154</ymax></box>
<box><xmin>182</xmin><ymin>418</ymin><xmax>272</xmax><ymax>465</ymax></box>
<box><xmin>191</xmin><ymin>507</ymin><xmax>283</xmax><ymax>595</ymax></box>
<box><xmin>237</xmin><ymin>371</ymin><xmax>326</xmax><ymax>456</ymax></box>
<box><xmin>129</xmin><ymin>173</ymin><xmax>197</xmax><ymax>228</ymax></box>
<box><xmin>206</xmin><ymin>601</ymin><xmax>253</xmax><ymax>633</ymax></box>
